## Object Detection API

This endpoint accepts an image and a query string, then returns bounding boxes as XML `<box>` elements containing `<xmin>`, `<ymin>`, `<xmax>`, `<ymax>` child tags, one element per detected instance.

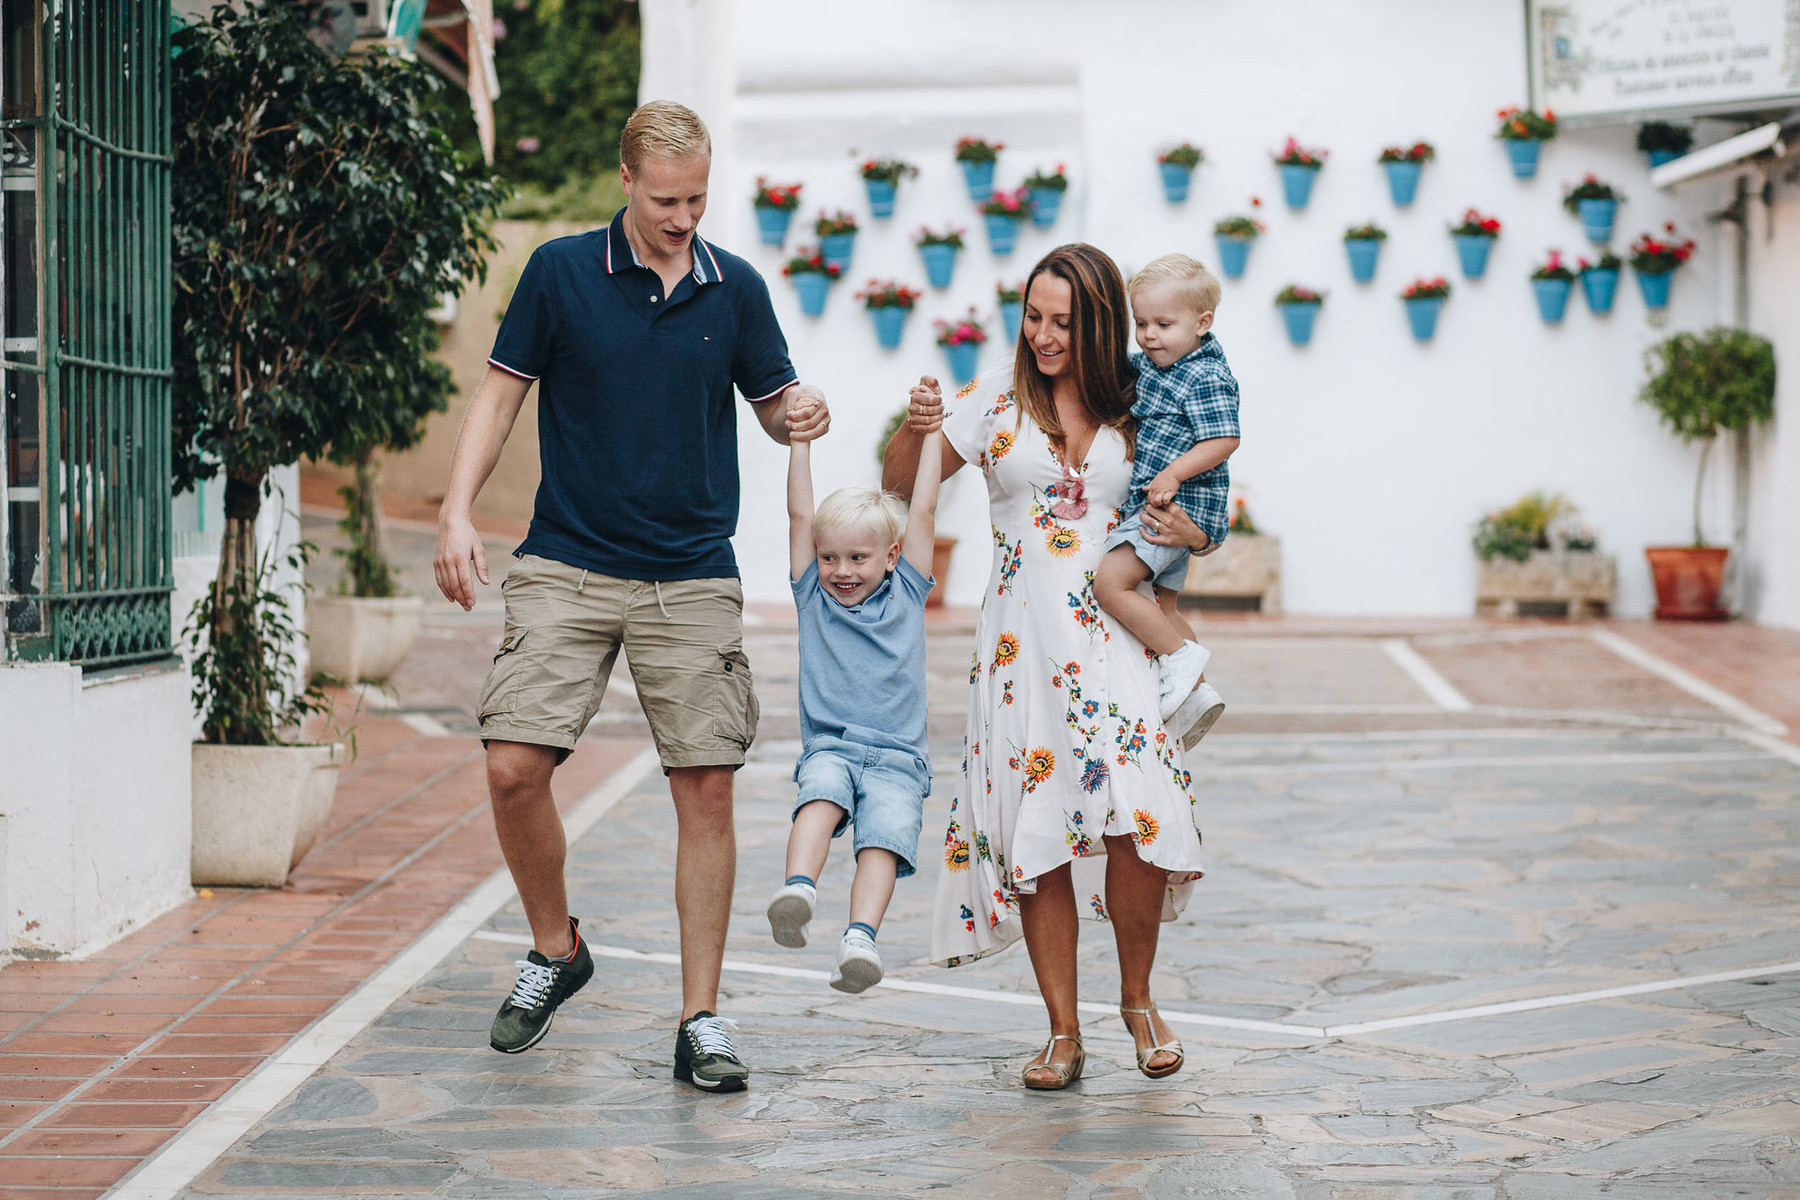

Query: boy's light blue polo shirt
<box><xmin>792</xmin><ymin>557</ymin><xmax>934</xmax><ymax>762</ymax></box>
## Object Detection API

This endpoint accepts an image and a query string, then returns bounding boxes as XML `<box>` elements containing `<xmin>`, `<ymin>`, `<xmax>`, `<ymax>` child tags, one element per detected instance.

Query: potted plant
<box><xmin>860</xmin><ymin>157</ymin><xmax>917</xmax><ymax>217</ymax></box>
<box><xmin>1628</xmin><ymin>223</ymin><xmax>1695</xmax><ymax>310</ymax></box>
<box><xmin>955</xmin><ymin>136</ymin><xmax>1003</xmax><ymax>201</ymax></box>
<box><xmin>1342</xmin><ymin>221</ymin><xmax>1387</xmax><ymax>282</ymax></box>
<box><xmin>753</xmin><ymin>177</ymin><xmax>803</xmax><ymax>246</ymax></box>
<box><xmin>1472</xmin><ymin>492</ymin><xmax>1616</xmax><ymax>618</ymax></box>
<box><xmin>1450</xmin><ymin>208</ymin><xmax>1502</xmax><ymax>279</ymax></box>
<box><xmin>783</xmin><ymin>249</ymin><xmax>841</xmax><ymax>317</ymax></box>
<box><xmin>936</xmin><ymin>309</ymin><xmax>988</xmax><ymax>385</ymax></box>
<box><xmin>980</xmin><ymin>187</ymin><xmax>1032</xmax><ymax>256</ymax></box>
<box><xmin>814</xmin><ymin>210</ymin><xmax>859</xmax><ymax>274</ymax></box>
<box><xmin>1274</xmin><ymin>285</ymin><xmax>1324</xmax><ymax>346</ymax></box>
<box><xmin>1024</xmin><ymin>163</ymin><xmax>1069</xmax><ymax>227</ymax></box>
<box><xmin>858</xmin><ymin>280</ymin><xmax>923</xmax><ymax>349</ymax></box>
<box><xmin>1400</xmin><ymin>277</ymin><xmax>1451</xmax><ymax>340</ymax></box>
<box><xmin>1637</xmin><ymin>121</ymin><xmax>1694</xmax><ymax>169</ymax></box>
<box><xmin>1578</xmin><ymin>251</ymin><xmax>1623</xmax><ymax>314</ymax></box>
<box><xmin>997</xmin><ymin>280</ymin><xmax>1024</xmax><ymax>342</ymax></box>
<box><xmin>173</xmin><ymin>3</ymin><xmax>500</xmax><ymax>884</ymax></box>
<box><xmin>1563</xmin><ymin>175</ymin><xmax>1624</xmax><ymax>243</ymax></box>
<box><xmin>1378</xmin><ymin>142</ymin><xmax>1433</xmax><ymax>207</ymax></box>
<box><xmin>916</xmin><ymin>225</ymin><xmax>965</xmax><ymax>289</ymax></box>
<box><xmin>1639</xmin><ymin>328</ymin><xmax>1775</xmax><ymax>618</ymax></box>
<box><xmin>1214</xmin><ymin>200</ymin><xmax>1265</xmax><ymax>279</ymax></box>
<box><xmin>1274</xmin><ymin>137</ymin><xmax>1327</xmax><ymax>208</ymax></box>
<box><xmin>1157</xmin><ymin>143</ymin><xmax>1203</xmax><ymax>202</ymax></box>
<box><xmin>878</xmin><ymin>409</ymin><xmax>957</xmax><ymax>606</ymax></box>
<box><xmin>1496</xmin><ymin>105</ymin><xmax>1557</xmax><ymax>178</ymax></box>
<box><xmin>1529</xmin><ymin>250</ymin><xmax>1577</xmax><ymax>323</ymax></box>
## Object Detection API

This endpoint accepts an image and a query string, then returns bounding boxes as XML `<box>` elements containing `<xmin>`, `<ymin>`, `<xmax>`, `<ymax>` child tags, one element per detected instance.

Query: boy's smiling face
<box><xmin>815</xmin><ymin>523</ymin><xmax>900</xmax><ymax>606</ymax></box>
<box><xmin>1132</xmin><ymin>282</ymin><xmax>1214</xmax><ymax>367</ymax></box>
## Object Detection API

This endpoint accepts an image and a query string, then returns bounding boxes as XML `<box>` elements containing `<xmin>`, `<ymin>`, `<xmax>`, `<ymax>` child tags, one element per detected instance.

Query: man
<box><xmin>433</xmin><ymin>100</ymin><xmax>828</xmax><ymax>1093</ymax></box>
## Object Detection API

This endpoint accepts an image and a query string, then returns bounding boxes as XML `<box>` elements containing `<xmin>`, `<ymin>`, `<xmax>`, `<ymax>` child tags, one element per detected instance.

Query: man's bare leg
<box><xmin>669</xmin><ymin>764</ymin><xmax>736</xmax><ymax>1019</ymax></box>
<box><xmin>487</xmin><ymin>741</ymin><xmax>574</xmax><ymax>958</ymax></box>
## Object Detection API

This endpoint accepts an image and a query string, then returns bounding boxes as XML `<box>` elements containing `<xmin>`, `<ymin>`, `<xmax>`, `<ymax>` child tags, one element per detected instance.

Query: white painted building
<box><xmin>643</xmin><ymin>0</ymin><xmax>1799</xmax><ymax>626</ymax></box>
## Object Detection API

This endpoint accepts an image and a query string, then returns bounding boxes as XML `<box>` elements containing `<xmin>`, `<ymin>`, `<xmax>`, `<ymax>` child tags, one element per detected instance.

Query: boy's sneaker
<box><xmin>1171</xmin><ymin>680</ymin><xmax>1226</xmax><ymax>751</ymax></box>
<box><xmin>1157</xmin><ymin>641</ymin><xmax>1213</xmax><ymax>721</ymax></box>
<box><xmin>766</xmin><ymin>882</ymin><xmax>817</xmax><ymax>948</ymax></box>
<box><xmin>829</xmin><ymin>927</ymin><xmax>884</xmax><ymax>994</ymax></box>
<box><xmin>674</xmin><ymin>1011</ymin><xmax>750</xmax><ymax>1092</ymax></box>
<box><xmin>489</xmin><ymin>918</ymin><xmax>593</xmax><ymax>1054</ymax></box>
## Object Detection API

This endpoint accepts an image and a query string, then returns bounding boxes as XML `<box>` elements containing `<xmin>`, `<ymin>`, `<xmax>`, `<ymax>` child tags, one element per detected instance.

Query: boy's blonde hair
<box><xmin>619</xmin><ymin>100</ymin><xmax>712</xmax><ymax>174</ymax></box>
<box><xmin>814</xmin><ymin>487</ymin><xmax>907</xmax><ymax>547</ymax></box>
<box><xmin>1129</xmin><ymin>253</ymin><xmax>1221</xmax><ymax>316</ymax></box>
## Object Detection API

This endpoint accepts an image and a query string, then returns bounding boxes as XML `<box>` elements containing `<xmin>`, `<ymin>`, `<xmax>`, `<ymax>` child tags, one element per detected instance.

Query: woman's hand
<box><xmin>1140</xmin><ymin>501</ymin><xmax>1215</xmax><ymax>553</ymax></box>
<box><xmin>908</xmin><ymin>375</ymin><xmax>944</xmax><ymax>433</ymax></box>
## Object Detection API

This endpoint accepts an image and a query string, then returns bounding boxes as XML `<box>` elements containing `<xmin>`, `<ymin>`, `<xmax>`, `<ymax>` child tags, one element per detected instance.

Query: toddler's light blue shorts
<box><xmin>793</xmin><ymin>736</ymin><xmax>930</xmax><ymax>878</ymax></box>
<box><xmin>1104</xmin><ymin>507</ymin><xmax>1193</xmax><ymax>591</ymax></box>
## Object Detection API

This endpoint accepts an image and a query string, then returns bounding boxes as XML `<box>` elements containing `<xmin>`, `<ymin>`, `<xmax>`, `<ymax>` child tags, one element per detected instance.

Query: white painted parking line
<box><xmin>1200</xmin><ymin>749</ymin><xmax>1772</xmax><ymax>777</ymax></box>
<box><xmin>1589</xmin><ymin>627</ymin><xmax>1787</xmax><ymax>735</ymax></box>
<box><xmin>400</xmin><ymin>712</ymin><xmax>452</xmax><ymax>738</ymax></box>
<box><xmin>1382</xmin><ymin>639</ymin><xmax>1474</xmax><ymax>711</ymax></box>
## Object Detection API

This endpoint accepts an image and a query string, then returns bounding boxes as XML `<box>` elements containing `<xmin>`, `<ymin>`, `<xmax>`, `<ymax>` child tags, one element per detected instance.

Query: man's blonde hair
<box><xmin>619</xmin><ymin>100</ymin><xmax>712</xmax><ymax>174</ymax></box>
<box><xmin>1129</xmin><ymin>253</ymin><xmax>1222</xmax><ymax>316</ymax></box>
<box><xmin>814</xmin><ymin>487</ymin><xmax>906</xmax><ymax>547</ymax></box>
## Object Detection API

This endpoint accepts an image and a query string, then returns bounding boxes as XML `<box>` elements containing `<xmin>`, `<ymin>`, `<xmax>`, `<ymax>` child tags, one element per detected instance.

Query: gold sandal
<box><xmin>1120</xmin><ymin>1003</ymin><xmax>1184</xmax><ymax>1079</ymax></box>
<box><xmin>1021</xmin><ymin>1032</ymin><xmax>1085</xmax><ymax>1090</ymax></box>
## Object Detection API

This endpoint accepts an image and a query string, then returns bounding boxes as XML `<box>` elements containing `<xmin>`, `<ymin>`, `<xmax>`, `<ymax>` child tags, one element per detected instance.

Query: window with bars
<box><xmin>1</xmin><ymin>0</ymin><xmax>172</xmax><ymax>667</ymax></box>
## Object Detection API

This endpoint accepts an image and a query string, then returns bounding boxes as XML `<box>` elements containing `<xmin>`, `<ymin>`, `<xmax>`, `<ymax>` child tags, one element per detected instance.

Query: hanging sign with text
<box><xmin>1527</xmin><ymin>1</ymin><xmax>1800</xmax><ymax>120</ymax></box>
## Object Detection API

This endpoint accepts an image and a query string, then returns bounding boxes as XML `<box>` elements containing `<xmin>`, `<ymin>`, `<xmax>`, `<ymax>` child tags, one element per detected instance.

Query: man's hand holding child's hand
<box><xmin>908</xmin><ymin>375</ymin><xmax>944</xmax><ymax>434</ymax></box>
<box><xmin>786</xmin><ymin>384</ymin><xmax>830</xmax><ymax>443</ymax></box>
<box><xmin>1147</xmin><ymin>469</ymin><xmax>1182</xmax><ymax>508</ymax></box>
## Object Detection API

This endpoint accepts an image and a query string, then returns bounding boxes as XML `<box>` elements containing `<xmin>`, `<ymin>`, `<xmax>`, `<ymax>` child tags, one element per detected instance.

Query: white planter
<box><xmin>1476</xmin><ymin>551</ymin><xmax>1616</xmax><ymax>618</ymax></box>
<box><xmin>191</xmin><ymin>743</ymin><xmax>342</xmax><ymax>887</ymax></box>
<box><xmin>308</xmin><ymin>594</ymin><xmax>423</xmax><ymax>683</ymax></box>
<box><xmin>1180</xmin><ymin>534</ymin><xmax>1283</xmax><ymax>614</ymax></box>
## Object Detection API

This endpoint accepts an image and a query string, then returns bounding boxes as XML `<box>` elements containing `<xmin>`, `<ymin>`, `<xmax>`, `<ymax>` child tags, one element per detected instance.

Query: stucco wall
<box><xmin>1745</xmin><ymin>169</ymin><xmax>1800</xmax><ymax>630</ymax></box>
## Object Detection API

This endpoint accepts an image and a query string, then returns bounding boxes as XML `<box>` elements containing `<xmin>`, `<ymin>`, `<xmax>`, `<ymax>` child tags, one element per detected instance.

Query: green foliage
<box><xmin>1640</xmin><ymin>327</ymin><xmax>1777</xmax><ymax>443</ymax></box>
<box><xmin>501</xmin><ymin>171</ymin><xmax>628</xmax><ymax>222</ymax></box>
<box><xmin>1472</xmin><ymin>491</ymin><xmax>1574</xmax><ymax>562</ymax></box>
<box><xmin>1636</xmin><ymin>121</ymin><xmax>1694</xmax><ymax>155</ymax></box>
<box><xmin>877</xmin><ymin>407</ymin><xmax>909</xmax><ymax>467</ymax></box>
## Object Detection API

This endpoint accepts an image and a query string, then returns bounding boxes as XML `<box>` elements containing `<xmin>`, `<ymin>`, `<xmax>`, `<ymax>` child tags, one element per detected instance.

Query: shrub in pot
<box><xmin>1471</xmin><ymin>492</ymin><xmax>1615</xmax><ymax>618</ymax></box>
<box><xmin>1638</xmin><ymin>327</ymin><xmax>1776</xmax><ymax>618</ymax></box>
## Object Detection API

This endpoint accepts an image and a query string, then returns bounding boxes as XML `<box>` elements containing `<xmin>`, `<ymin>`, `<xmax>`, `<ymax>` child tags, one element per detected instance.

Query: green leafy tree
<box><xmin>172</xmin><ymin>1</ymin><xmax>503</xmax><ymax>743</ymax></box>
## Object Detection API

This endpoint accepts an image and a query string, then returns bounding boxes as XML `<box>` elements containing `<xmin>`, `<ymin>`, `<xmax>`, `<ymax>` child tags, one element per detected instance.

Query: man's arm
<box><xmin>788</xmin><ymin>409</ymin><xmax>818</xmax><ymax>583</ymax></box>
<box><xmin>1145</xmin><ymin>436</ymin><xmax>1241</xmax><ymax>507</ymax></box>
<box><xmin>433</xmin><ymin>367</ymin><xmax>534</xmax><ymax>610</ymax></box>
<box><xmin>751</xmin><ymin>382</ymin><xmax>831</xmax><ymax>445</ymax></box>
<box><xmin>900</xmin><ymin>428</ymin><xmax>943</xmax><ymax>574</ymax></box>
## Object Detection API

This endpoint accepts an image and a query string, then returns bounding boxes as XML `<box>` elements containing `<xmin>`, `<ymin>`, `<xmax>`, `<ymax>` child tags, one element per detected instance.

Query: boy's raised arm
<box><xmin>901</xmin><ymin>426</ymin><xmax>943</xmax><ymax>575</ymax></box>
<box><xmin>788</xmin><ymin>414</ymin><xmax>817</xmax><ymax>583</ymax></box>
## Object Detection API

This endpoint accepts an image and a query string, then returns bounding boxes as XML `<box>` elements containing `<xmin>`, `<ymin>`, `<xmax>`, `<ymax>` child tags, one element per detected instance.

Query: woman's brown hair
<box><xmin>1011</xmin><ymin>243</ymin><xmax>1137</xmax><ymax>461</ymax></box>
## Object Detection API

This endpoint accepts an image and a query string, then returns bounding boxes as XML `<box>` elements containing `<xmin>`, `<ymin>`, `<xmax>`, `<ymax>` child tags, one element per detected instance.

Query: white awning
<box><xmin>1651</xmin><ymin>122</ymin><xmax>1789</xmax><ymax>190</ymax></box>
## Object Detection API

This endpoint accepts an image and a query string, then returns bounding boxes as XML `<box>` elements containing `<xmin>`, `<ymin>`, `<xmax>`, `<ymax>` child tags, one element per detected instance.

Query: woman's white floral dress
<box><xmin>930</xmin><ymin>366</ymin><xmax>1204</xmax><ymax>967</ymax></box>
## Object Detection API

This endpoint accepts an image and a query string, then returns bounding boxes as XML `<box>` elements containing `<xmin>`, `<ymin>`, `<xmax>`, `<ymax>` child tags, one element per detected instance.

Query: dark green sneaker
<box><xmin>489</xmin><ymin>918</ymin><xmax>593</xmax><ymax>1054</ymax></box>
<box><xmin>673</xmin><ymin>1011</ymin><xmax>749</xmax><ymax>1092</ymax></box>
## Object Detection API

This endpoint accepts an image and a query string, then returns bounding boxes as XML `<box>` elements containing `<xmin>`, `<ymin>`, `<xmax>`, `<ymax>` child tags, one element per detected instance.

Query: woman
<box><xmin>882</xmin><ymin>244</ymin><xmax>1210</xmax><ymax>1088</ymax></box>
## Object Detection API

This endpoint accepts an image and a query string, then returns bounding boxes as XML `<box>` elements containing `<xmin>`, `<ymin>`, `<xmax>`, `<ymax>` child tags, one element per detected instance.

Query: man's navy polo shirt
<box><xmin>487</xmin><ymin>207</ymin><xmax>797</xmax><ymax>581</ymax></box>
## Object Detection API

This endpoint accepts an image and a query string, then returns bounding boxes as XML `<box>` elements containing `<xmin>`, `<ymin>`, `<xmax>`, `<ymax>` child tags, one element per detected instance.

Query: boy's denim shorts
<box><xmin>793</xmin><ymin>736</ymin><xmax>930</xmax><ymax>878</ymax></box>
<box><xmin>1103</xmin><ymin>508</ymin><xmax>1193</xmax><ymax>592</ymax></box>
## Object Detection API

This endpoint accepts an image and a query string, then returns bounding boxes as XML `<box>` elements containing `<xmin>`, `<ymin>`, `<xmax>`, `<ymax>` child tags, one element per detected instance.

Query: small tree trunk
<box><xmin>1692</xmin><ymin>436</ymin><xmax>1713</xmax><ymax>548</ymax></box>
<box><xmin>205</xmin><ymin>468</ymin><xmax>271</xmax><ymax>743</ymax></box>
<box><xmin>354</xmin><ymin>452</ymin><xmax>384</xmax><ymax>595</ymax></box>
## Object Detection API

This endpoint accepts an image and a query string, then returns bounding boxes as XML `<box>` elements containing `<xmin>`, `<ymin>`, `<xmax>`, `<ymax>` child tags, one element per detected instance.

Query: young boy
<box><xmin>1093</xmin><ymin>254</ymin><xmax>1241</xmax><ymax>750</ymax></box>
<box><xmin>766</xmin><ymin>386</ymin><xmax>942</xmax><ymax>993</ymax></box>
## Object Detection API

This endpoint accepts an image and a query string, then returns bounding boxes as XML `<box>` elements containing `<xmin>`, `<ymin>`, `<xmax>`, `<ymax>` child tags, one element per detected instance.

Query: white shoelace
<box><xmin>686</xmin><ymin>1015</ymin><xmax>740</xmax><ymax>1057</ymax></box>
<box><xmin>508</xmin><ymin>959</ymin><xmax>555</xmax><ymax>1011</ymax></box>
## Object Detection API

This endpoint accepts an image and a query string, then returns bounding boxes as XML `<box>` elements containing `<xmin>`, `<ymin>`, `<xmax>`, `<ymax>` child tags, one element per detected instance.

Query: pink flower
<box><xmin>514</xmin><ymin>136</ymin><xmax>541</xmax><ymax>154</ymax></box>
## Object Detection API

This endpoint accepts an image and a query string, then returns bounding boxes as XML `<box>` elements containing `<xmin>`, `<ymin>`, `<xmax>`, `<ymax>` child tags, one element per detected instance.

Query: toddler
<box><xmin>1092</xmin><ymin>254</ymin><xmax>1241</xmax><ymax>748</ymax></box>
<box><xmin>766</xmin><ymin>387</ymin><xmax>942</xmax><ymax>992</ymax></box>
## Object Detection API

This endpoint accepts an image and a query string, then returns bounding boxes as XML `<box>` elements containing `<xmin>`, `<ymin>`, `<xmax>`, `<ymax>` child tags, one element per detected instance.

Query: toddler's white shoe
<box><xmin>1157</xmin><ymin>641</ymin><xmax>1213</xmax><ymax>722</ymax></box>
<box><xmin>828</xmin><ymin>928</ymin><xmax>884</xmax><ymax>994</ymax></box>
<box><xmin>766</xmin><ymin>882</ymin><xmax>816</xmax><ymax>948</ymax></box>
<box><xmin>1171</xmin><ymin>681</ymin><xmax>1226</xmax><ymax>751</ymax></box>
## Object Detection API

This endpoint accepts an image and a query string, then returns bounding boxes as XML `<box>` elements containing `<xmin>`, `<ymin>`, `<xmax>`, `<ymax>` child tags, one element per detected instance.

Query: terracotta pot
<box><xmin>927</xmin><ymin>535</ymin><xmax>957</xmax><ymax>608</ymax></box>
<box><xmin>1644</xmin><ymin>546</ymin><xmax>1729</xmax><ymax>620</ymax></box>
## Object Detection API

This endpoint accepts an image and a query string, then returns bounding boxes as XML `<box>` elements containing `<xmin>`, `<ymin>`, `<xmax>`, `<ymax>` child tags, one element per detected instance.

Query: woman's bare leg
<box><xmin>1017</xmin><ymin>864</ymin><xmax>1082</xmax><ymax>1079</ymax></box>
<box><xmin>1103</xmin><ymin>833</ymin><xmax>1180</xmax><ymax>1072</ymax></box>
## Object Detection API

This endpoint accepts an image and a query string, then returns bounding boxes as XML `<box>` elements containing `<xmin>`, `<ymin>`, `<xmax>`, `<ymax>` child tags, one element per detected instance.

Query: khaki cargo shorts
<box><xmin>477</xmin><ymin>554</ymin><xmax>759</xmax><ymax>771</ymax></box>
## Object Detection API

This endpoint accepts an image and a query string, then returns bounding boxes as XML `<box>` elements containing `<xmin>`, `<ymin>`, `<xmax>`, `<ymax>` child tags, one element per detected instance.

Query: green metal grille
<box><xmin>2</xmin><ymin>0</ymin><xmax>173</xmax><ymax>666</ymax></box>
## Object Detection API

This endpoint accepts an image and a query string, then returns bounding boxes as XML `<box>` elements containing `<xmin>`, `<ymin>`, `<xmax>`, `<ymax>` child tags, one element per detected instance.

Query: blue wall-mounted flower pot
<box><xmin>1383</xmin><ymin>160</ymin><xmax>1422</xmax><ymax>207</ymax></box>
<box><xmin>1504</xmin><ymin>137</ymin><xmax>1541</xmax><ymax>179</ymax></box>
<box><xmin>1028</xmin><ymin>187</ymin><xmax>1063</xmax><ymax>227</ymax></box>
<box><xmin>869</xmin><ymin>305</ymin><xmax>909</xmax><ymax>349</ymax></box>
<box><xmin>984</xmin><ymin>213</ymin><xmax>1020</xmax><ymax>256</ymax></box>
<box><xmin>918</xmin><ymin>242</ymin><xmax>958</xmax><ymax>289</ymax></box>
<box><xmin>1404</xmin><ymin>296</ymin><xmax>1445</xmax><ymax>340</ymax></box>
<box><xmin>959</xmin><ymin>159</ymin><xmax>995</xmax><ymax>202</ymax></box>
<box><xmin>1278</xmin><ymin>163</ymin><xmax>1320</xmax><ymax>209</ymax></box>
<box><xmin>791</xmin><ymin>272</ymin><xmax>830</xmax><ymax>317</ymax></box>
<box><xmin>754</xmin><ymin>206</ymin><xmax>793</xmax><ymax>246</ymax></box>
<box><xmin>1532</xmin><ymin>277</ymin><xmax>1572</xmax><ymax>323</ymax></box>
<box><xmin>1345</xmin><ymin>238</ymin><xmax>1382</xmax><ymax>282</ymax></box>
<box><xmin>1577</xmin><ymin>197</ymin><xmax>1617</xmax><ymax>243</ymax></box>
<box><xmin>1453</xmin><ymin>234</ymin><xmax>1494</xmax><ymax>279</ymax></box>
<box><xmin>1278</xmin><ymin>303</ymin><xmax>1320</xmax><ymax>346</ymax></box>
<box><xmin>864</xmin><ymin>178</ymin><xmax>897</xmax><ymax>217</ymax></box>
<box><xmin>1646</xmin><ymin>149</ymin><xmax>1680</xmax><ymax>169</ymax></box>
<box><xmin>1215</xmin><ymin>233</ymin><xmax>1254</xmax><ymax>279</ymax></box>
<box><xmin>1635</xmin><ymin>268</ymin><xmax>1674</xmax><ymax>310</ymax></box>
<box><xmin>1158</xmin><ymin>161</ymin><xmax>1194</xmax><ymax>203</ymax></box>
<box><xmin>999</xmin><ymin>300</ymin><xmax>1022</xmax><ymax>343</ymax></box>
<box><xmin>1581</xmin><ymin>267</ymin><xmax>1619</xmax><ymax>314</ymax></box>
<box><xmin>819</xmin><ymin>232</ymin><xmax>856</xmax><ymax>275</ymax></box>
<box><xmin>942</xmin><ymin>340</ymin><xmax>981</xmax><ymax>385</ymax></box>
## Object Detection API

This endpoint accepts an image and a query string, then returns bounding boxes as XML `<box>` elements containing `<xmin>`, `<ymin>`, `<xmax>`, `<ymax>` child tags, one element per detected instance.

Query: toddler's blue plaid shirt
<box><xmin>1127</xmin><ymin>335</ymin><xmax>1240</xmax><ymax>547</ymax></box>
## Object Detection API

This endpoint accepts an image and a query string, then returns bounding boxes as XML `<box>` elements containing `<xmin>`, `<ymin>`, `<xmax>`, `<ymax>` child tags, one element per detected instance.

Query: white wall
<box><xmin>1744</xmin><ymin>162</ymin><xmax>1800</xmax><ymax>630</ymax></box>
<box><xmin>642</xmin><ymin>0</ymin><xmax>1765</xmax><ymax>616</ymax></box>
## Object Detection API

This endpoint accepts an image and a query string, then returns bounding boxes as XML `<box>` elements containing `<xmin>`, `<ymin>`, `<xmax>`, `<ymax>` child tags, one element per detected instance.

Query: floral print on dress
<box><xmin>989</xmin><ymin>429</ymin><xmax>1016</xmax><ymax>464</ymax></box>
<box><xmin>1045</xmin><ymin>526</ymin><xmax>1080</xmax><ymax>556</ymax></box>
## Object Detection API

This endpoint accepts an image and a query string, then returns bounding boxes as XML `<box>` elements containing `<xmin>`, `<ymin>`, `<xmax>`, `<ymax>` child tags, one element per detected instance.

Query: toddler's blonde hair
<box><xmin>815</xmin><ymin>487</ymin><xmax>907</xmax><ymax>547</ymax></box>
<box><xmin>1129</xmin><ymin>253</ymin><xmax>1221</xmax><ymax>317</ymax></box>
<box><xmin>619</xmin><ymin>100</ymin><xmax>712</xmax><ymax>174</ymax></box>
